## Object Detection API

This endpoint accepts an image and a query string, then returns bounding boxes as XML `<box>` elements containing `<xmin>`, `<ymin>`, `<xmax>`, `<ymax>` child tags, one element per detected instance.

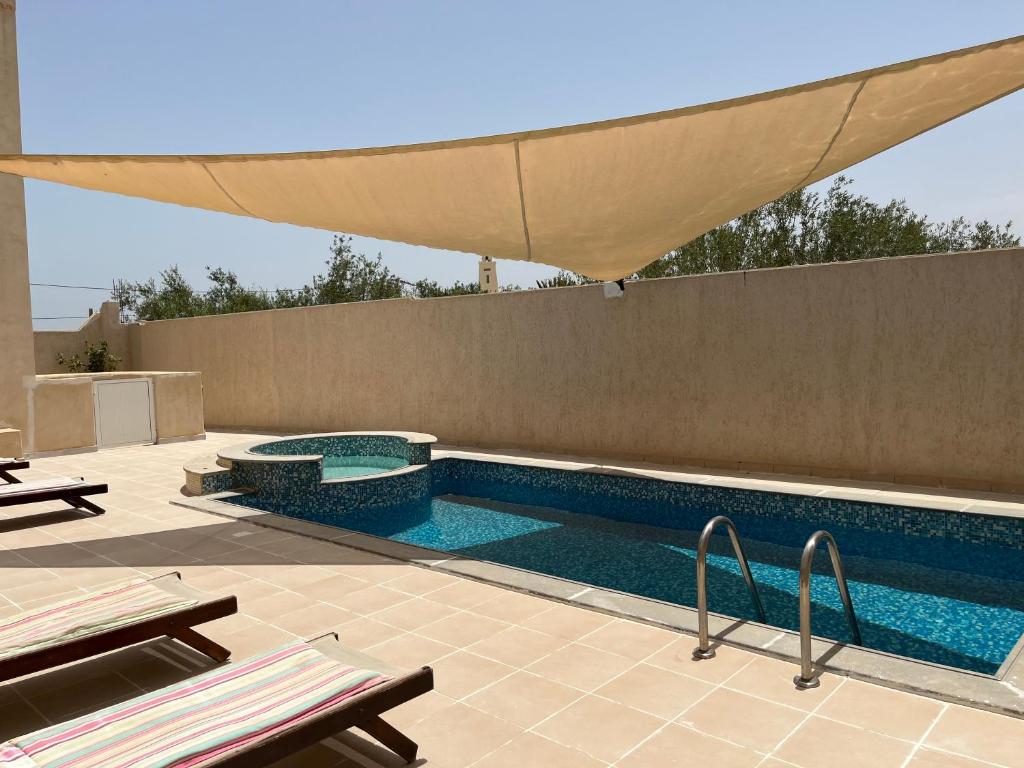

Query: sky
<box><xmin>17</xmin><ymin>1</ymin><xmax>1024</xmax><ymax>329</ymax></box>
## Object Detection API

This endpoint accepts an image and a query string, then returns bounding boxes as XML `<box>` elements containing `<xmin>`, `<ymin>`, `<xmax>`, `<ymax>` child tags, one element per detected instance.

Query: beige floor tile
<box><xmin>617</xmin><ymin>724</ymin><xmax>763</xmax><ymax>768</ymax></box>
<box><xmin>298</xmin><ymin>573</ymin><xmax>374</xmax><ymax>603</ymax></box>
<box><xmin>372</xmin><ymin>596</ymin><xmax>458</xmax><ymax>631</ymax></box>
<box><xmin>925</xmin><ymin>703</ymin><xmax>1024</xmax><ymax>767</ymax></box>
<box><xmin>408</xmin><ymin>702</ymin><xmax>520</xmax><ymax>767</ymax></box>
<box><xmin>468</xmin><ymin>625</ymin><xmax>569</xmax><ymax>667</ymax></box>
<box><xmin>774</xmin><ymin>715</ymin><xmax>914</xmax><ymax>768</ymax></box>
<box><xmin>680</xmin><ymin>687</ymin><xmax>805</xmax><ymax>752</ymax></box>
<box><xmin>723</xmin><ymin>654</ymin><xmax>841</xmax><ymax>711</ymax></box>
<box><xmin>473</xmin><ymin>731</ymin><xmax>604</xmax><ymax>768</ymax></box>
<box><xmin>241</xmin><ymin>589</ymin><xmax>314</xmax><ymax>621</ymax></box>
<box><xmin>428</xmin><ymin>651</ymin><xmax>515</xmax><ymax>699</ymax></box>
<box><xmin>366</xmin><ymin>632</ymin><xmax>457</xmax><ymax>669</ymax></box>
<box><xmin>271</xmin><ymin>602</ymin><xmax>356</xmax><ymax>637</ymax></box>
<box><xmin>596</xmin><ymin>663</ymin><xmax>713</xmax><ymax>720</ymax></box>
<box><xmin>534</xmin><ymin>694</ymin><xmax>663</xmax><ymax>763</ymax></box>
<box><xmin>815</xmin><ymin>678</ymin><xmax>943</xmax><ymax>741</ymax></box>
<box><xmin>577</xmin><ymin>619</ymin><xmax>677</xmax><ymax>660</ymax></box>
<box><xmin>383</xmin><ymin>568</ymin><xmax>458</xmax><ymax>595</ymax></box>
<box><xmin>468</xmin><ymin>590</ymin><xmax>553</xmax><ymax>624</ymax></box>
<box><xmin>521</xmin><ymin>604</ymin><xmax>613</xmax><ymax>640</ymax></box>
<box><xmin>335</xmin><ymin>584</ymin><xmax>412</xmax><ymax>615</ymax></box>
<box><xmin>215</xmin><ymin>624</ymin><xmax>297</xmax><ymax>658</ymax></box>
<box><xmin>465</xmin><ymin>670</ymin><xmax>582</xmax><ymax>728</ymax></box>
<box><xmin>334</xmin><ymin>616</ymin><xmax>404</xmax><ymax>650</ymax></box>
<box><xmin>646</xmin><ymin>638</ymin><xmax>755</xmax><ymax>684</ymax></box>
<box><xmin>418</xmin><ymin>611</ymin><xmax>510</xmax><ymax>647</ymax></box>
<box><xmin>426</xmin><ymin>579</ymin><xmax>509</xmax><ymax>609</ymax></box>
<box><xmin>527</xmin><ymin>642</ymin><xmax>636</xmax><ymax>692</ymax></box>
<box><xmin>381</xmin><ymin>689</ymin><xmax>456</xmax><ymax>731</ymax></box>
<box><xmin>245</xmin><ymin>564</ymin><xmax>334</xmax><ymax>590</ymax></box>
<box><xmin>227</xmin><ymin>578</ymin><xmax>286</xmax><ymax>604</ymax></box>
<box><xmin>907</xmin><ymin>748</ymin><xmax>995</xmax><ymax>767</ymax></box>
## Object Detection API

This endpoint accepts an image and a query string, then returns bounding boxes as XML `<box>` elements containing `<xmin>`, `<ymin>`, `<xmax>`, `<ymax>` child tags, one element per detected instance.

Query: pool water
<box><xmin>226</xmin><ymin>459</ymin><xmax>1024</xmax><ymax>675</ymax></box>
<box><xmin>322</xmin><ymin>455</ymin><xmax>408</xmax><ymax>480</ymax></box>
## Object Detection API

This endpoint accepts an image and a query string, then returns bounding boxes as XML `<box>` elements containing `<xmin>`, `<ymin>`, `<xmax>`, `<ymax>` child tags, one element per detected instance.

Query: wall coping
<box><xmin>36</xmin><ymin>371</ymin><xmax>201</xmax><ymax>381</ymax></box>
<box><xmin>218</xmin><ymin>430</ymin><xmax>438</xmax><ymax>465</ymax></box>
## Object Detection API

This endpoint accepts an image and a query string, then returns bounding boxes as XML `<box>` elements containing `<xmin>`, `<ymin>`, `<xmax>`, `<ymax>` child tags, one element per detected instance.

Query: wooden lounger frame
<box><xmin>0</xmin><ymin>479</ymin><xmax>108</xmax><ymax>515</ymax></box>
<box><xmin>0</xmin><ymin>572</ymin><xmax>238</xmax><ymax>684</ymax></box>
<box><xmin>210</xmin><ymin>634</ymin><xmax>434</xmax><ymax>766</ymax></box>
<box><xmin>0</xmin><ymin>460</ymin><xmax>29</xmax><ymax>483</ymax></box>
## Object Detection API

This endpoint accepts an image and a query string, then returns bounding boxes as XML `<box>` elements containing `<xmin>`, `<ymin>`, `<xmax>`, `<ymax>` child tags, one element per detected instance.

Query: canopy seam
<box><xmin>790</xmin><ymin>79</ymin><xmax>868</xmax><ymax>193</ymax></box>
<box><xmin>514</xmin><ymin>140</ymin><xmax>533</xmax><ymax>262</ymax></box>
<box><xmin>201</xmin><ymin>163</ymin><xmax>254</xmax><ymax>216</ymax></box>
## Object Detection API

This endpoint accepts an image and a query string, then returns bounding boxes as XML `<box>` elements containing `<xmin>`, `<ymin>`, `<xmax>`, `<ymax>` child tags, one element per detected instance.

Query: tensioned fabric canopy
<box><xmin>1</xmin><ymin>35</ymin><xmax>1023</xmax><ymax>280</ymax></box>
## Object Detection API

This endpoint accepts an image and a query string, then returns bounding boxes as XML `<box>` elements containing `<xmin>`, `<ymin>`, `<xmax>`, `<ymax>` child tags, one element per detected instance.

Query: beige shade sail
<box><xmin>1</xmin><ymin>35</ymin><xmax>1022</xmax><ymax>280</ymax></box>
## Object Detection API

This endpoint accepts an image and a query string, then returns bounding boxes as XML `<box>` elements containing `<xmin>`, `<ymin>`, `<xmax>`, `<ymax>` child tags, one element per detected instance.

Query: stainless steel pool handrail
<box><xmin>793</xmin><ymin>529</ymin><xmax>862</xmax><ymax>689</ymax></box>
<box><xmin>692</xmin><ymin>515</ymin><xmax>767</xmax><ymax>660</ymax></box>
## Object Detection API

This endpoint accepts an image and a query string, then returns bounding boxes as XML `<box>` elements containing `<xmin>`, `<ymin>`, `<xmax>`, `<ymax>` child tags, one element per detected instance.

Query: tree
<box><xmin>640</xmin><ymin>176</ymin><xmax>1018</xmax><ymax>279</ymax></box>
<box><xmin>412</xmin><ymin>279</ymin><xmax>480</xmax><ymax>298</ymax></box>
<box><xmin>290</xmin><ymin>236</ymin><xmax>406</xmax><ymax>305</ymax></box>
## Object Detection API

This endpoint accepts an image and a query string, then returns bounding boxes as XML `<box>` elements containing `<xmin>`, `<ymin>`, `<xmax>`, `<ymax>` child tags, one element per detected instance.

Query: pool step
<box><xmin>183</xmin><ymin>457</ymin><xmax>235</xmax><ymax>496</ymax></box>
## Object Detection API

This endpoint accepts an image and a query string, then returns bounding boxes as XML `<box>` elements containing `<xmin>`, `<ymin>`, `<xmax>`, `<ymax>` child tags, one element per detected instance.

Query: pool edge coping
<box><xmin>172</xmin><ymin>492</ymin><xmax>1024</xmax><ymax>719</ymax></box>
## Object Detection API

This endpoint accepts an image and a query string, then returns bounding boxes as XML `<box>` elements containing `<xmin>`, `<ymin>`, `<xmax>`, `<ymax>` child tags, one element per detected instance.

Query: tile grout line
<box><xmin>611</xmin><ymin>651</ymin><xmax>762</xmax><ymax>766</ymax></box>
<box><xmin>462</xmin><ymin>616</ymin><xmax>676</xmax><ymax>767</ymax></box>
<box><xmin>753</xmin><ymin>675</ymin><xmax>849</xmax><ymax>766</ymax></box>
<box><xmin>898</xmin><ymin>702</ymin><xmax>948</xmax><ymax>768</ymax></box>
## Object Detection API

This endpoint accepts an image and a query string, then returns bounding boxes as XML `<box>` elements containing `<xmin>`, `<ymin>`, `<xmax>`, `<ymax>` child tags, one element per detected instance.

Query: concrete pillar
<box><xmin>0</xmin><ymin>0</ymin><xmax>33</xmax><ymax>451</ymax></box>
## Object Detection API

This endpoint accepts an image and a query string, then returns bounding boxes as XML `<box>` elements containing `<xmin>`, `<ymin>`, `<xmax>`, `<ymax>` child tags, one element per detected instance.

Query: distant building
<box><xmin>479</xmin><ymin>256</ymin><xmax>498</xmax><ymax>293</ymax></box>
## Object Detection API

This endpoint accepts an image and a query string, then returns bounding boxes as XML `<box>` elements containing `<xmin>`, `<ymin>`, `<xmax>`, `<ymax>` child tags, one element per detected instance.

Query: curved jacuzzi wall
<box><xmin>214</xmin><ymin>431</ymin><xmax>436</xmax><ymax>510</ymax></box>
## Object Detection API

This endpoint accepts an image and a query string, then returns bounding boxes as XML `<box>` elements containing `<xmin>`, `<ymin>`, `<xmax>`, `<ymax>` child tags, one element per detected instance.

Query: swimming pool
<box><xmin>224</xmin><ymin>457</ymin><xmax>1024</xmax><ymax>675</ymax></box>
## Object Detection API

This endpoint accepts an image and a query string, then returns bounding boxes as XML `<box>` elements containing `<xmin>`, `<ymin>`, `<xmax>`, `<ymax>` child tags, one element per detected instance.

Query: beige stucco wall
<box><xmin>34</xmin><ymin>301</ymin><xmax>133</xmax><ymax>374</ymax></box>
<box><xmin>152</xmin><ymin>374</ymin><xmax>204</xmax><ymax>439</ymax></box>
<box><xmin>29</xmin><ymin>378</ymin><xmax>96</xmax><ymax>454</ymax></box>
<box><xmin>0</xmin><ymin>1</ymin><xmax>33</xmax><ymax>438</ymax></box>
<box><xmin>130</xmin><ymin>247</ymin><xmax>1024</xmax><ymax>491</ymax></box>
<box><xmin>26</xmin><ymin>372</ymin><xmax>204</xmax><ymax>455</ymax></box>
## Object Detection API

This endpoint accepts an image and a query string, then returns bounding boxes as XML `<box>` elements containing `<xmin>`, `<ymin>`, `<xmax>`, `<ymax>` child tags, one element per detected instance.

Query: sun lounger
<box><xmin>0</xmin><ymin>458</ymin><xmax>29</xmax><ymax>483</ymax></box>
<box><xmin>0</xmin><ymin>572</ymin><xmax>238</xmax><ymax>684</ymax></box>
<box><xmin>0</xmin><ymin>476</ymin><xmax>107</xmax><ymax>515</ymax></box>
<box><xmin>0</xmin><ymin>634</ymin><xmax>434</xmax><ymax>767</ymax></box>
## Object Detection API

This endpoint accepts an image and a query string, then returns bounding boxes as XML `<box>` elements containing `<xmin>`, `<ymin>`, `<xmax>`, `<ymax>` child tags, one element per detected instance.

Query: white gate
<box><xmin>93</xmin><ymin>379</ymin><xmax>155</xmax><ymax>448</ymax></box>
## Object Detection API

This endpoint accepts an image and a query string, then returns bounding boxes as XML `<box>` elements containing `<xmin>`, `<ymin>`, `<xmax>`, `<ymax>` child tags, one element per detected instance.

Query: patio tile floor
<box><xmin>1</xmin><ymin>431</ymin><xmax>1021</xmax><ymax>767</ymax></box>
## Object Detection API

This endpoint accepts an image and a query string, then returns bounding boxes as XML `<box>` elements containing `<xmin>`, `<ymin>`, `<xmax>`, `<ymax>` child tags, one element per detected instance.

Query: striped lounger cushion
<box><xmin>0</xmin><ymin>580</ymin><xmax>198</xmax><ymax>661</ymax></box>
<box><xmin>0</xmin><ymin>642</ymin><xmax>391</xmax><ymax>768</ymax></box>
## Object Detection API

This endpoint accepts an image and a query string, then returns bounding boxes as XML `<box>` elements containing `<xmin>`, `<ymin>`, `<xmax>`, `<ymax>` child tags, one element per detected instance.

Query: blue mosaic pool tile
<box><xmin>249</xmin><ymin>434</ymin><xmax>429</xmax><ymax>464</ymax></box>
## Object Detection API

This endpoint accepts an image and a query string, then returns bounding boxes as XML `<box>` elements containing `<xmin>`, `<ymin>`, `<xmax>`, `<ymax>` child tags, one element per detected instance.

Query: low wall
<box><xmin>34</xmin><ymin>301</ymin><xmax>133</xmax><ymax>374</ymax></box>
<box><xmin>26</xmin><ymin>372</ymin><xmax>204</xmax><ymax>455</ymax></box>
<box><xmin>129</xmin><ymin>248</ymin><xmax>1024</xmax><ymax>491</ymax></box>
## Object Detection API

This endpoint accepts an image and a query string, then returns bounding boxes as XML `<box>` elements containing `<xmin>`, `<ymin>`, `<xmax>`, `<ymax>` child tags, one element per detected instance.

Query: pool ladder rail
<box><xmin>691</xmin><ymin>515</ymin><xmax>767</xmax><ymax>660</ymax></box>
<box><xmin>690</xmin><ymin>518</ymin><xmax>862</xmax><ymax>690</ymax></box>
<box><xmin>793</xmin><ymin>529</ymin><xmax>862</xmax><ymax>689</ymax></box>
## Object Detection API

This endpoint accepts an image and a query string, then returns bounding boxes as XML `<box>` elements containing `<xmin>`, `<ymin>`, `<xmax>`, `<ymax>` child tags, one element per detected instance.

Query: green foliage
<box><xmin>56</xmin><ymin>340</ymin><xmax>122</xmax><ymax>373</ymax></box>
<box><xmin>534</xmin><ymin>271</ymin><xmax>597</xmax><ymax>289</ymax></box>
<box><xmin>639</xmin><ymin>176</ymin><xmax>1019</xmax><ymax>279</ymax></box>
<box><xmin>412</xmin><ymin>279</ymin><xmax>480</xmax><ymax>298</ymax></box>
<box><xmin>289</xmin><ymin>236</ymin><xmax>407</xmax><ymax>305</ymax></box>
